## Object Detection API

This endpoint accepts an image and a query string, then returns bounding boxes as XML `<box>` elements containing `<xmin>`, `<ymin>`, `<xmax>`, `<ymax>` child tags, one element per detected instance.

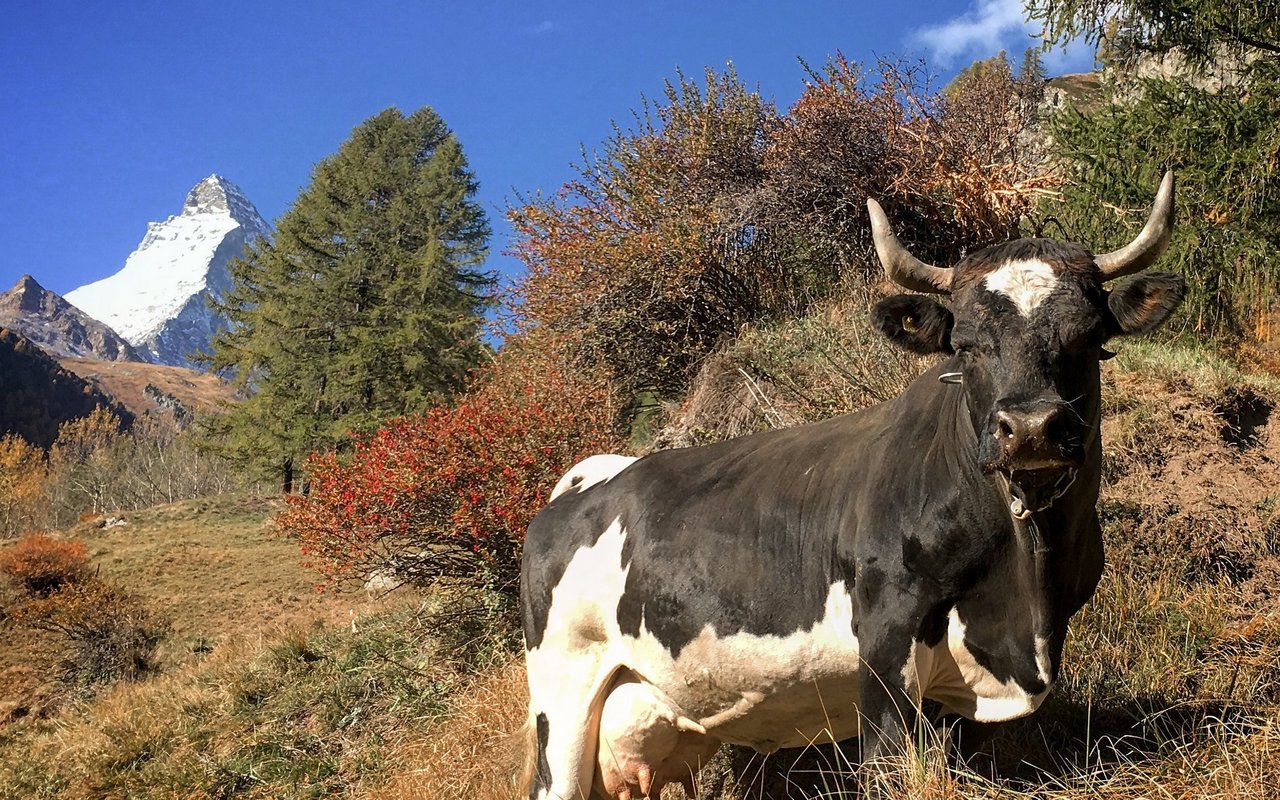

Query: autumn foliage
<box><xmin>278</xmin><ymin>55</ymin><xmax>1051</xmax><ymax>596</ymax></box>
<box><xmin>0</xmin><ymin>533</ymin><xmax>90</xmax><ymax>596</ymax></box>
<box><xmin>275</xmin><ymin>347</ymin><xmax>623</xmax><ymax>593</ymax></box>
<box><xmin>509</xmin><ymin>57</ymin><xmax>1052</xmax><ymax>397</ymax></box>
<box><xmin>0</xmin><ymin>434</ymin><xmax>46</xmax><ymax>537</ymax></box>
<box><xmin>10</xmin><ymin>578</ymin><xmax>169</xmax><ymax>684</ymax></box>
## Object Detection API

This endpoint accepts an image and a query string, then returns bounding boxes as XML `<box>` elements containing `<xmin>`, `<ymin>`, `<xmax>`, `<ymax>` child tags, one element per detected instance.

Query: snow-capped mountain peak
<box><xmin>183</xmin><ymin>174</ymin><xmax>266</xmax><ymax>225</ymax></box>
<box><xmin>65</xmin><ymin>175</ymin><xmax>271</xmax><ymax>367</ymax></box>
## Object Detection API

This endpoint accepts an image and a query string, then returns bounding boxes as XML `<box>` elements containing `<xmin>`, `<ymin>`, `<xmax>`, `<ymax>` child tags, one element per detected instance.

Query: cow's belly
<box><xmin>619</xmin><ymin>581</ymin><xmax>863</xmax><ymax>751</ymax></box>
<box><xmin>537</xmin><ymin>518</ymin><xmax>862</xmax><ymax>752</ymax></box>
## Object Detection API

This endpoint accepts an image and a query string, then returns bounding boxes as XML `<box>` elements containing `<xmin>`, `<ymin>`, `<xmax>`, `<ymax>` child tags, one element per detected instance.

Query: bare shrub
<box><xmin>44</xmin><ymin>409</ymin><xmax>238</xmax><ymax>526</ymax></box>
<box><xmin>11</xmin><ymin>579</ymin><xmax>169</xmax><ymax>685</ymax></box>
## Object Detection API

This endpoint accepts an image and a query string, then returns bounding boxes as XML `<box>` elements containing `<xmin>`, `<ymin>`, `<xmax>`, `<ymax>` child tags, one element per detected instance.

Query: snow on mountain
<box><xmin>66</xmin><ymin>175</ymin><xmax>271</xmax><ymax>367</ymax></box>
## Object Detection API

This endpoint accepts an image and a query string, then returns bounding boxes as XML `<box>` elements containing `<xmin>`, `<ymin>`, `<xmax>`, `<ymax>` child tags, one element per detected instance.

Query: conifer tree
<box><xmin>209</xmin><ymin>107</ymin><xmax>492</xmax><ymax>488</ymax></box>
<box><xmin>1029</xmin><ymin>0</ymin><xmax>1280</xmax><ymax>335</ymax></box>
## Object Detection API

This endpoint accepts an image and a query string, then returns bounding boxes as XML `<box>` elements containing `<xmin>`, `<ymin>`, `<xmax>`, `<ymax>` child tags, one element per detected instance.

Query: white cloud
<box><xmin>529</xmin><ymin>20</ymin><xmax>559</xmax><ymax>35</ymax></box>
<box><xmin>912</xmin><ymin>0</ymin><xmax>1034</xmax><ymax>65</ymax></box>
<box><xmin>911</xmin><ymin>0</ymin><xmax>1095</xmax><ymax>73</ymax></box>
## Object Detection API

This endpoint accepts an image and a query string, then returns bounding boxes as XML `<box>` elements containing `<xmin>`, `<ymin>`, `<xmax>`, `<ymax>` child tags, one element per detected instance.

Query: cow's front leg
<box><xmin>853</xmin><ymin>573</ymin><xmax>930</xmax><ymax>765</ymax></box>
<box><xmin>856</xmin><ymin>617</ymin><xmax>922</xmax><ymax>763</ymax></box>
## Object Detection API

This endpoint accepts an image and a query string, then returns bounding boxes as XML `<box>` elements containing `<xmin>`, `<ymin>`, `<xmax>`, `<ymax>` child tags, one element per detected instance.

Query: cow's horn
<box><xmin>1095</xmin><ymin>171</ymin><xmax>1175</xmax><ymax>281</ymax></box>
<box><xmin>867</xmin><ymin>199</ymin><xmax>952</xmax><ymax>294</ymax></box>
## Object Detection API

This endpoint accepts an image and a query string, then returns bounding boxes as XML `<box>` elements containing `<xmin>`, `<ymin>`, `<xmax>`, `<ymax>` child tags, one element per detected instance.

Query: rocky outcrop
<box><xmin>0</xmin><ymin>275</ymin><xmax>148</xmax><ymax>363</ymax></box>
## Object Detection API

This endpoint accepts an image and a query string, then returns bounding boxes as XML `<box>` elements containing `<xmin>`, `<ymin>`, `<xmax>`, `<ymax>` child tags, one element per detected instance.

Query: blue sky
<box><xmin>0</xmin><ymin>0</ymin><xmax>1091</xmax><ymax>298</ymax></box>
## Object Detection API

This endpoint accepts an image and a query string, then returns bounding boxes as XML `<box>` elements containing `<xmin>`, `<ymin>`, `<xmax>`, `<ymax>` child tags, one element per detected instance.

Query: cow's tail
<box><xmin>514</xmin><ymin>711</ymin><xmax>538</xmax><ymax>799</ymax></box>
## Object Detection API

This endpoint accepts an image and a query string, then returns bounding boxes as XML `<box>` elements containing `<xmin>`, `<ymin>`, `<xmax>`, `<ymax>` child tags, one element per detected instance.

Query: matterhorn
<box><xmin>66</xmin><ymin>175</ymin><xmax>272</xmax><ymax>367</ymax></box>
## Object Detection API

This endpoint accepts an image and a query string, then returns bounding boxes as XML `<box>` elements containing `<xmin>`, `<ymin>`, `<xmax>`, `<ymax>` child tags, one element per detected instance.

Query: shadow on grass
<box><xmin>974</xmin><ymin>693</ymin><xmax>1263</xmax><ymax>785</ymax></box>
<box><xmin>698</xmin><ymin>694</ymin><xmax>1269</xmax><ymax>798</ymax></box>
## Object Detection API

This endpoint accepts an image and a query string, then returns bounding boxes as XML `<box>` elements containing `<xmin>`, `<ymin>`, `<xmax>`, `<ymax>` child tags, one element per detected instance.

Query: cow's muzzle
<box><xmin>983</xmin><ymin>400</ymin><xmax>1084</xmax><ymax>514</ymax></box>
<box><xmin>992</xmin><ymin>403</ymin><xmax>1079</xmax><ymax>468</ymax></box>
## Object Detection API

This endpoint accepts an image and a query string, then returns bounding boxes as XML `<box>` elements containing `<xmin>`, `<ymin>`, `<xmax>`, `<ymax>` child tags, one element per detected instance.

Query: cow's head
<box><xmin>869</xmin><ymin>173</ymin><xmax>1184</xmax><ymax>513</ymax></box>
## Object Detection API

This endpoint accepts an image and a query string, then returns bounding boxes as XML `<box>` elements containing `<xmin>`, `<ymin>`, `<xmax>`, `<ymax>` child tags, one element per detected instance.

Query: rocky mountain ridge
<box><xmin>0</xmin><ymin>275</ymin><xmax>148</xmax><ymax>363</ymax></box>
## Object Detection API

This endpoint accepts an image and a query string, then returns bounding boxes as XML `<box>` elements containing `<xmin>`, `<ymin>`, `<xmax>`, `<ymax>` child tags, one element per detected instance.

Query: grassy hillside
<box><xmin>57</xmin><ymin>357</ymin><xmax>238</xmax><ymax>423</ymax></box>
<box><xmin>3</xmin><ymin>312</ymin><xmax>1280</xmax><ymax>799</ymax></box>
<box><xmin>1</xmin><ymin>495</ymin><xmax>377</xmax><ymax>721</ymax></box>
<box><xmin>0</xmin><ymin>494</ymin><xmax>518</xmax><ymax>799</ymax></box>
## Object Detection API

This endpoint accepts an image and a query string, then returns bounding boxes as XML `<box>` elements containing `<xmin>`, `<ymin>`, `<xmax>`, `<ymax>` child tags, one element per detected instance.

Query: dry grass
<box><xmin>0</xmin><ymin>493</ymin><xmax>398</xmax><ymax>728</ymax></box>
<box><xmin>654</xmin><ymin>290</ymin><xmax>924</xmax><ymax>449</ymax></box>
<box><xmin>70</xmin><ymin>493</ymin><xmax>380</xmax><ymax>645</ymax></box>
<box><xmin>364</xmin><ymin>656</ymin><xmax>530</xmax><ymax>800</ymax></box>
<box><xmin>0</xmin><ymin>598</ymin><xmax>512</xmax><ymax>799</ymax></box>
<box><xmin>56</xmin><ymin>356</ymin><xmax>237</xmax><ymax>420</ymax></box>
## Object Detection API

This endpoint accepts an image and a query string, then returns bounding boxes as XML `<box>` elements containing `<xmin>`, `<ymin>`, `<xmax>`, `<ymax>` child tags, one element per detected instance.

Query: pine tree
<box><xmin>209</xmin><ymin>107</ymin><xmax>493</xmax><ymax>488</ymax></box>
<box><xmin>1029</xmin><ymin>0</ymin><xmax>1279</xmax><ymax>68</ymax></box>
<box><xmin>1028</xmin><ymin>0</ymin><xmax>1280</xmax><ymax>335</ymax></box>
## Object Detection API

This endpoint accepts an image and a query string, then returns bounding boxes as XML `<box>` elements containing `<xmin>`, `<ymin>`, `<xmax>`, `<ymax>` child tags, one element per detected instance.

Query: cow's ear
<box><xmin>873</xmin><ymin>294</ymin><xmax>953</xmax><ymax>354</ymax></box>
<box><xmin>1106</xmin><ymin>273</ymin><xmax>1185</xmax><ymax>337</ymax></box>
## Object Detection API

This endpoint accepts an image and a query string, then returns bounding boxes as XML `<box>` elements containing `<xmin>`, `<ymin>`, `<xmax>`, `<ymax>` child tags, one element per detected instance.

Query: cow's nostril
<box><xmin>997</xmin><ymin>416</ymin><xmax>1016</xmax><ymax>440</ymax></box>
<box><xmin>1043</xmin><ymin>410</ymin><xmax>1069</xmax><ymax>442</ymax></box>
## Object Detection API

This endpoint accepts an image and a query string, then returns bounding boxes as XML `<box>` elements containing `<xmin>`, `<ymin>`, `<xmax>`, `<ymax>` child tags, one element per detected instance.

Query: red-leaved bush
<box><xmin>275</xmin><ymin>347</ymin><xmax>623</xmax><ymax>594</ymax></box>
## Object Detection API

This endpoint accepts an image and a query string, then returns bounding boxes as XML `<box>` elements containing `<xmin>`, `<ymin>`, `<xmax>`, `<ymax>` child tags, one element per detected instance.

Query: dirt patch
<box><xmin>1100</xmin><ymin>363</ymin><xmax>1280</xmax><ymax>609</ymax></box>
<box><xmin>1214</xmin><ymin>386</ymin><xmax>1273</xmax><ymax>450</ymax></box>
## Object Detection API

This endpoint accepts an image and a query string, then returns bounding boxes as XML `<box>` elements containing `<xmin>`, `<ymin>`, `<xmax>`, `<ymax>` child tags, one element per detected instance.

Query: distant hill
<box><xmin>0</xmin><ymin>328</ymin><xmax>133</xmax><ymax>448</ymax></box>
<box><xmin>58</xmin><ymin>357</ymin><xmax>238</xmax><ymax>425</ymax></box>
<box><xmin>1043</xmin><ymin>72</ymin><xmax>1104</xmax><ymax>114</ymax></box>
<box><xmin>0</xmin><ymin>275</ymin><xmax>148</xmax><ymax>363</ymax></box>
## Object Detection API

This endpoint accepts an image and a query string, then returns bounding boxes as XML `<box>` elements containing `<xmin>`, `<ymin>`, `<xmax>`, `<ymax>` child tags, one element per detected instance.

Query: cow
<box><xmin>520</xmin><ymin>172</ymin><xmax>1185</xmax><ymax>800</ymax></box>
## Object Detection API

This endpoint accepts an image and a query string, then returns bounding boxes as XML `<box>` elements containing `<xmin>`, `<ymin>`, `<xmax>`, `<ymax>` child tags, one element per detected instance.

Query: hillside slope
<box><xmin>57</xmin><ymin>356</ymin><xmax>237</xmax><ymax>424</ymax></box>
<box><xmin>1</xmin><ymin>332</ymin><xmax>1278</xmax><ymax>800</ymax></box>
<box><xmin>0</xmin><ymin>328</ymin><xmax>133</xmax><ymax>448</ymax></box>
<box><xmin>0</xmin><ymin>494</ymin><xmax>418</xmax><ymax>730</ymax></box>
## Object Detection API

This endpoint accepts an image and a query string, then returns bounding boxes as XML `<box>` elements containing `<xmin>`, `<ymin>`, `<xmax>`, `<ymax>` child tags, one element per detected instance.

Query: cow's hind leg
<box><xmin>526</xmin><ymin>649</ymin><xmax>613</xmax><ymax>800</ymax></box>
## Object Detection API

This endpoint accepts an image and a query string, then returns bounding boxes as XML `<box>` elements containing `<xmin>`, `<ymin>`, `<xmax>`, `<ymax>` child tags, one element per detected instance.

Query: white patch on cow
<box><xmin>549</xmin><ymin>454</ymin><xmax>638</xmax><ymax>501</ymax></box>
<box><xmin>1034</xmin><ymin>634</ymin><xmax>1052</xmax><ymax>685</ymax></box>
<box><xmin>531</xmin><ymin>535</ymin><xmax>864</xmax><ymax>760</ymax></box>
<box><xmin>623</xmin><ymin>581</ymin><xmax>863</xmax><ymax>750</ymax></box>
<box><xmin>526</xmin><ymin>519</ymin><xmax>635</xmax><ymax>800</ymax></box>
<box><xmin>926</xmin><ymin>608</ymin><xmax>1048</xmax><ymax>723</ymax></box>
<box><xmin>983</xmin><ymin>259</ymin><xmax>1059</xmax><ymax>317</ymax></box>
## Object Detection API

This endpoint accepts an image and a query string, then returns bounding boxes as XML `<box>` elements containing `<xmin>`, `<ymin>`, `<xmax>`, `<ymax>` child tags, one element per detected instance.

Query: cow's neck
<box><xmin>915</xmin><ymin>357</ymin><xmax>1105</xmax><ymax>639</ymax></box>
